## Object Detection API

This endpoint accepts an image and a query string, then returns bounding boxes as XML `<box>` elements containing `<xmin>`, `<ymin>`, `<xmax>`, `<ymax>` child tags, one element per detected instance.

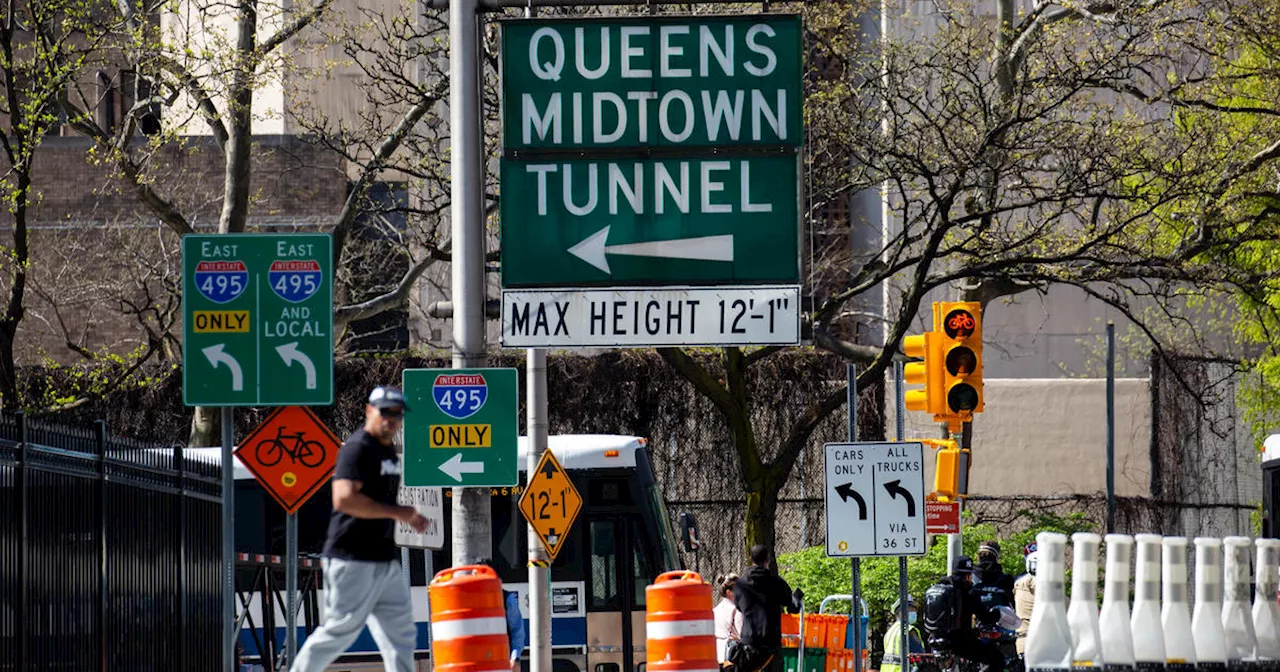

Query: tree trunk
<box><xmin>744</xmin><ymin>483</ymin><xmax>781</xmax><ymax>567</ymax></box>
<box><xmin>0</xmin><ymin>326</ymin><xmax>17</xmax><ymax>412</ymax></box>
<box><xmin>189</xmin><ymin>405</ymin><xmax>222</xmax><ymax>447</ymax></box>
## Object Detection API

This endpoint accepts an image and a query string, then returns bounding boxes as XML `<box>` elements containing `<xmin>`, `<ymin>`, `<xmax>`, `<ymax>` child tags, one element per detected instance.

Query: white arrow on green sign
<box><xmin>402</xmin><ymin>368</ymin><xmax>518</xmax><ymax>487</ymax></box>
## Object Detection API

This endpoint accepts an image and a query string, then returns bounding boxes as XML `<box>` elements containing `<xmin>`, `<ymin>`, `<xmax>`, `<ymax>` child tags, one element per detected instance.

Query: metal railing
<box><xmin>0</xmin><ymin>412</ymin><xmax>222</xmax><ymax>671</ymax></box>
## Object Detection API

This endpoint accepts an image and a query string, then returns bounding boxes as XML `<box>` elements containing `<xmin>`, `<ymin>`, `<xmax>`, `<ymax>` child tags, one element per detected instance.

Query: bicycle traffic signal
<box><xmin>935</xmin><ymin>301</ymin><xmax>984</xmax><ymax>418</ymax></box>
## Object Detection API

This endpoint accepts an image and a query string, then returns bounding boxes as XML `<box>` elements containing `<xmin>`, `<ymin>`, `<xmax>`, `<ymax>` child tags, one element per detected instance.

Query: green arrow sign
<box><xmin>500</xmin><ymin>154</ymin><xmax>798</xmax><ymax>287</ymax></box>
<box><xmin>182</xmin><ymin>233</ymin><xmax>333</xmax><ymax>406</ymax></box>
<box><xmin>402</xmin><ymin>368</ymin><xmax>518</xmax><ymax>487</ymax></box>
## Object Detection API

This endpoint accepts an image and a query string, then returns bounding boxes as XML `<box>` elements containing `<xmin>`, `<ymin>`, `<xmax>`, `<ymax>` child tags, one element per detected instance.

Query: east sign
<box><xmin>499</xmin><ymin>15</ymin><xmax>802</xmax><ymax>289</ymax></box>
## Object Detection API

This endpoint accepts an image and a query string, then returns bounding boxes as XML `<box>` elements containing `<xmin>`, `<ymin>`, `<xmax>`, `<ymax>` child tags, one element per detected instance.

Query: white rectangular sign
<box><xmin>824</xmin><ymin>442</ymin><xmax>926</xmax><ymax>557</ymax></box>
<box><xmin>395</xmin><ymin>486</ymin><xmax>444</xmax><ymax>549</ymax></box>
<box><xmin>502</xmin><ymin>285</ymin><xmax>801</xmax><ymax>348</ymax></box>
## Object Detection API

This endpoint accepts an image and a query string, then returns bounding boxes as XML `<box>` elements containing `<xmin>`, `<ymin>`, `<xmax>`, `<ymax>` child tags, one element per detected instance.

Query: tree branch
<box><xmin>259</xmin><ymin>0</ymin><xmax>334</xmax><ymax>55</ymax></box>
<box><xmin>656</xmin><ymin>348</ymin><xmax>734</xmax><ymax>419</ymax></box>
<box><xmin>152</xmin><ymin>55</ymin><xmax>228</xmax><ymax>149</ymax></box>
<box><xmin>332</xmin><ymin>90</ymin><xmax>440</xmax><ymax>266</ymax></box>
<box><xmin>334</xmin><ymin>249</ymin><xmax>442</xmax><ymax>330</ymax></box>
<box><xmin>60</xmin><ymin>103</ymin><xmax>195</xmax><ymax>235</ymax></box>
<box><xmin>772</xmin><ymin>382</ymin><xmax>849</xmax><ymax>482</ymax></box>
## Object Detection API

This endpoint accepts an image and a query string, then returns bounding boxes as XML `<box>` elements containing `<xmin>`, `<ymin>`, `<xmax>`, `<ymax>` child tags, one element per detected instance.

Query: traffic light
<box><xmin>935</xmin><ymin>301</ymin><xmax>984</xmax><ymax>418</ymax></box>
<box><xmin>903</xmin><ymin>331</ymin><xmax>942</xmax><ymax>416</ymax></box>
<box><xmin>927</xmin><ymin>438</ymin><xmax>962</xmax><ymax>502</ymax></box>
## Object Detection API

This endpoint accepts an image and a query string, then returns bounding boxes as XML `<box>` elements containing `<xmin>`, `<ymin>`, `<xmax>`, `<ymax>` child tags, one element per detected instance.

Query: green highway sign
<box><xmin>182</xmin><ymin>233</ymin><xmax>333</xmax><ymax>406</ymax></box>
<box><xmin>501</xmin><ymin>15</ymin><xmax>802</xmax><ymax>151</ymax></box>
<box><xmin>500</xmin><ymin>155</ymin><xmax>798</xmax><ymax>287</ymax></box>
<box><xmin>402</xmin><ymin>368</ymin><xmax>518</xmax><ymax>487</ymax></box>
<box><xmin>499</xmin><ymin>15</ymin><xmax>802</xmax><ymax>291</ymax></box>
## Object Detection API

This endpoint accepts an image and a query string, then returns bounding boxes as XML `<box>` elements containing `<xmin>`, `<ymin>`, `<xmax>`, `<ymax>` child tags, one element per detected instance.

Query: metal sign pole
<box><xmin>222</xmin><ymin>407</ymin><xmax>235</xmax><ymax>672</ymax></box>
<box><xmin>894</xmin><ymin>362</ymin><xmax>908</xmax><ymax>672</ymax></box>
<box><xmin>287</xmin><ymin>513</ymin><xmax>298</xmax><ymax>665</ymax></box>
<box><xmin>846</xmin><ymin>364</ymin><xmax>862</xmax><ymax>672</ymax></box>
<box><xmin>449</xmin><ymin>0</ymin><xmax>490</xmax><ymax>565</ymax></box>
<box><xmin>527</xmin><ymin>346</ymin><xmax>552</xmax><ymax>672</ymax></box>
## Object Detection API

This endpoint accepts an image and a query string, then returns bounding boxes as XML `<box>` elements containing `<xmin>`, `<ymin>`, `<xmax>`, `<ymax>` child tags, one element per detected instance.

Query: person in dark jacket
<box><xmin>972</xmin><ymin>541</ymin><xmax>1015</xmax><ymax>611</ymax></box>
<box><xmin>730</xmin><ymin>545</ymin><xmax>803</xmax><ymax>672</ymax></box>
<box><xmin>928</xmin><ymin>557</ymin><xmax>1004</xmax><ymax>672</ymax></box>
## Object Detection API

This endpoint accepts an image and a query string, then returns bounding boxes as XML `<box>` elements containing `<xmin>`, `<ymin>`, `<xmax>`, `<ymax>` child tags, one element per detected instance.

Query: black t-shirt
<box><xmin>322</xmin><ymin>428</ymin><xmax>401</xmax><ymax>562</ymax></box>
<box><xmin>733</xmin><ymin>565</ymin><xmax>799</xmax><ymax>650</ymax></box>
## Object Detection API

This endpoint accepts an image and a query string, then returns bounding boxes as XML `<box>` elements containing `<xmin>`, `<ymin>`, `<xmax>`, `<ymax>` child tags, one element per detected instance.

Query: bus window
<box><xmin>590</xmin><ymin>519</ymin><xmax>621</xmax><ymax>610</ymax></box>
<box><xmin>631</xmin><ymin>520</ymin><xmax>652</xmax><ymax>607</ymax></box>
<box><xmin>589</xmin><ymin>478</ymin><xmax>634</xmax><ymax>506</ymax></box>
<box><xmin>645</xmin><ymin>484</ymin><xmax>681</xmax><ymax>571</ymax></box>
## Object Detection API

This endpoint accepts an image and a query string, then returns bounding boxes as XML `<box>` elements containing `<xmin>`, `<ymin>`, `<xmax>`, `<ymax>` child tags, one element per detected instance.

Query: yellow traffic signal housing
<box><xmin>926</xmin><ymin>439</ymin><xmax>962</xmax><ymax>502</ymax></box>
<box><xmin>903</xmin><ymin>332</ymin><xmax>943</xmax><ymax>415</ymax></box>
<box><xmin>934</xmin><ymin>301</ymin><xmax>984</xmax><ymax>420</ymax></box>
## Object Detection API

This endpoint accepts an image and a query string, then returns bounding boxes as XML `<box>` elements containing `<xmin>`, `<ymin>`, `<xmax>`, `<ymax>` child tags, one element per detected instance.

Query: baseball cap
<box><xmin>368</xmin><ymin>385</ymin><xmax>410</xmax><ymax>412</ymax></box>
<box><xmin>953</xmin><ymin>556</ymin><xmax>976</xmax><ymax>573</ymax></box>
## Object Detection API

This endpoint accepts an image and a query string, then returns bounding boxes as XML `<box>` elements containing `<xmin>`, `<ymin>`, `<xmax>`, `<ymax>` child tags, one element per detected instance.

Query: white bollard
<box><xmin>1070</xmin><ymin>532</ymin><xmax>1106</xmax><ymax>670</ymax></box>
<box><xmin>1101</xmin><ymin>534</ymin><xmax>1138</xmax><ymax>671</ymax></box>
<box><xmin>1253</xmin><ymin>539</ymin><xmax>1280</xmax><ymax>665</ymax></box>
<box><xmin>1193</xmin><ymin>537</ymin><xmax>1228</xmax><ymax>670</ymax></box>
<box><xmin>1132</xmin><ymin>534</ymin><xmax>1167</xmax><ymax>669</ymax></box>
<box><xmin>1026</xmin><ymin>532</ymin><xmax>1073</xmax><ymax>671</ymax></box>
<box><xmin>1223</xmin><ymin>536</ymin><xmax>1257</xmax><ymax>670</ymax></box>
<box><xmin>1161</xmin><ymin>537</ymin><xmax>1196</xmax><ymax>672</ymax></box>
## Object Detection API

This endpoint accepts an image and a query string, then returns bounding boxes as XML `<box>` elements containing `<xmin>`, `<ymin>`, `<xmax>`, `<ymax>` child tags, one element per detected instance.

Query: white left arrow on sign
<box><xmin>276</xmin><ymin>341</ymin><xmax>317</xmax><ymax>389</ymax></box>
<box><xmin>202</xmin><ymin>344</ymin><xmax>244</xmax><ymax>391</ymax></box>
<box><xmin>439</xmin><ymin>453</ymin><xmax>484</xmax><ymax>482</ymax></box>
<box><xmin>567</xmin><ymin>226</ymin><xmax>733</xmax><ymax>274</ymax></box>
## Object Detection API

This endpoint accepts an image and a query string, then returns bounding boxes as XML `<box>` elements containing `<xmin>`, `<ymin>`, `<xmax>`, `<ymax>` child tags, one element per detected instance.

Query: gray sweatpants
<box><xmin>290</xmin><ymin>558</ymin><xmax>417</xmax><ymax>672</ymax></box>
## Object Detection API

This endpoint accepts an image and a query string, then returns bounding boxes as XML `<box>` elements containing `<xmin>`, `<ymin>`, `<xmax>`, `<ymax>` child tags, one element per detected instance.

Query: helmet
<box><xmin>891</xmin><ymin>594</ymin><xmax>917</xmax><ymax>613</ymax></box>
<box><xmin>1023</xmin><ymin>542</ymin><xmax>1039</xmax><ymax>576</ymax></box>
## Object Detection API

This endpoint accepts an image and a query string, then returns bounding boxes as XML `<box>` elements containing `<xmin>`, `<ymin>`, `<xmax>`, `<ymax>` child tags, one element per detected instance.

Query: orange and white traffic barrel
<box><xmin>647</xmin><ymin>571</ymin><xmax>718</xmax><ymax>672</ymax></box>
<box><xmin>429</xmin><ymin>565</ymin><xmax>511</xmax><ymax>672</ymax></box>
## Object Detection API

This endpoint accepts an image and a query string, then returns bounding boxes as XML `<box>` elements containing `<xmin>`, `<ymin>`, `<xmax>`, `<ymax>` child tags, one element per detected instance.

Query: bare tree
<box><xmin>52</xmin><ymin>0</ymin><xmax>459</xmax><ymax>444</ymax></box>
<box><xmin>655</xmin><ymin>0</ymin><xmax>1276</xmax><ymax>556</ymax></box>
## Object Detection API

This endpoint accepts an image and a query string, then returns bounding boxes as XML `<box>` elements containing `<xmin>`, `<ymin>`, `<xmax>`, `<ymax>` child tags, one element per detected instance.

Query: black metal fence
<box><xmin>0</xmin><ymin>413</ymin><xmax>222</xmax><ymax>671</ymax></box>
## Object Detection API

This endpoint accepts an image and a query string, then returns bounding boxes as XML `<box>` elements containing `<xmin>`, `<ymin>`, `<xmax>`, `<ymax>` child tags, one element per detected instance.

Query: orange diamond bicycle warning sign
<box><xmin>236</xmin><ymin>406</ymin><xmax>341</xmax><ymax>515</ymax></box>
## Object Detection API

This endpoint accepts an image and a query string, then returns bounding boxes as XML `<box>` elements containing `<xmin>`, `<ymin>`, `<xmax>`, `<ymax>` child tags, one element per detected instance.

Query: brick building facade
<box><xmin>16</xmin><ymin>135</ymin><xmax>349</xmax><ymax>365</ymax></box>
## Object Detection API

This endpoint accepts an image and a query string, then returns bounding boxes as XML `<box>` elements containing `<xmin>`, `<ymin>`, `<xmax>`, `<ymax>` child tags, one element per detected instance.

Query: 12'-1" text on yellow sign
<box><xmin>193</xmin><ymin>310</ymin><xmax>250</xmax><ymax>333</ymax></box>
<box><xmin>430</xmin><ymin>424</ymin><xmax>492</xmax><ymax>448</ymax></box>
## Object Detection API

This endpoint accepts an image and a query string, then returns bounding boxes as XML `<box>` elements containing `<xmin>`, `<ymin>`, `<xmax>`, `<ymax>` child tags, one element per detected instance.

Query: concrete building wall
<box><xmin>887</xmin><ymin>377</ymin><xmax>1152</xmax><ymax>498</ymax></box>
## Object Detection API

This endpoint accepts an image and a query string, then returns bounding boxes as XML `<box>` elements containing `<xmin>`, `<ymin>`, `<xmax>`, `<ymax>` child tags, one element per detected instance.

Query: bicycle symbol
<box><xmin>255</xmin><ymin>427</ymin><xmax>327</xmax><ymax>468</ymax></box>
<box><xmin>947</xmin><ymin>312</ymin><xmax>975</xmax><ymax>332</ymax></box>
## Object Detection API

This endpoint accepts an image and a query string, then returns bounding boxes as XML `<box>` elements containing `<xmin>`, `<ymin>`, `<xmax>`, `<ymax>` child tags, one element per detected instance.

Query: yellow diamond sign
<box><xmin>518</xmin><ymin>449</ymin><xmax>582</xmax><ymax>561</ymax></box>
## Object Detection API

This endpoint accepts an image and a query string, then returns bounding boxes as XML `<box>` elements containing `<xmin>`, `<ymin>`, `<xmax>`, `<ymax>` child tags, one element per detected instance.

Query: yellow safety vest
<box><xmin>880</xmin><ymin>621</ymin><xmax>920</xmax><ymax>672</ymax></box>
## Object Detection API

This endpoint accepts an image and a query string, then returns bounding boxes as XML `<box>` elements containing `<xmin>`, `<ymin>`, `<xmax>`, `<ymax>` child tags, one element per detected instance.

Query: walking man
<box><xmin>731</xmin><ymin>545</ymin><xmax>803</xmax><ymax>672</ymax></box>
<box><xmin>291</xmin><ymin>386</ymin><xmax>429</xmax><ymax>672</ymax></box>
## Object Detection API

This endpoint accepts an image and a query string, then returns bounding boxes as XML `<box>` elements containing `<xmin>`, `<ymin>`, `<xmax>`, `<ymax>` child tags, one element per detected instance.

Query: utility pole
<box><xmin>450</xmin><ymin>0</ymin><xmax>491</xmax><ymax>565</ymax></box>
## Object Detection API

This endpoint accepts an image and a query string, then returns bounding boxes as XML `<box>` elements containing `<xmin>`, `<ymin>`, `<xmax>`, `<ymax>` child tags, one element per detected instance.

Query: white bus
<box><xmin>196</xmin><ymin>434</ymin><xmax>684</xmax><ymax>672</ymax></box>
